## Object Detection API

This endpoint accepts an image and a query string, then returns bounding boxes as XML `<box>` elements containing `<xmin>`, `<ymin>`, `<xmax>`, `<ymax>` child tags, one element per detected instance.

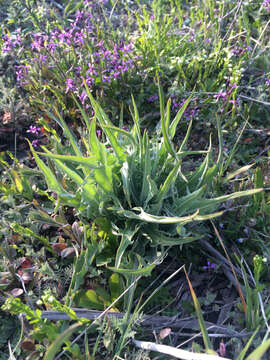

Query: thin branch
<box><xmin>21</xmin><ymin>308</ymin><xmax>261</xmax><ymax>338</ymax></box>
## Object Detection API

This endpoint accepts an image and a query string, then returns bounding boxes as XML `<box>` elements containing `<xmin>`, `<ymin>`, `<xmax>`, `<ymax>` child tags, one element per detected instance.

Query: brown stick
<box><xmin>24</xmin><ymin>308</ymin><xmax>256</xmax><ymax>338</ymax></box>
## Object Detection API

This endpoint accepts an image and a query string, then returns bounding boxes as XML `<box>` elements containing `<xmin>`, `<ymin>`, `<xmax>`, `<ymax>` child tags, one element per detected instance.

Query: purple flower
<box><xmin>39</xmin><ymin>54</ymin><xmax>47</xmax><ymax>63</ymax></box>
<box><xmin>97</xmin><ymin>40</ymin><xmax>104</xmax><ymax>47</ymax></box>
<box><xmin>15</xmin><ymin>65</ymin><xmax>30</xmax><ymax>86</ymax></box>
<box><xmin>31</xmin><ymin>33</ymin><xmax>45</xmax><ymax>51</ymax></box>
<box><xmin>58</xmin><ymin>30</ymin><xmax>73</xmax><ymax>45</ymax></box>
<box><xmin>112</xmin><ymin>71</ymin><xmax>120</xmax><ymax>79</ymax></box>
<box><xmin>85</xmin><ymin>77</ymin><xmax>94</xmax><ymax>86</ymax></box>
<box><xmin>47</xmin><ymin>42</ymin><xmax>58</xmax><ymax>52</ymax></box>
<box><xmin>2</xmin><ymin>31</ymin><xmax>22</xmax><ymax>53</ymax></box>
<box><xmin>79</xmin><ymin>90</ymin><xmax>88</xmax><ymax>105</ymax></box>
<box><xmin>214</xmin><ymin>91</ymin><xmax>227</xmax><ymax>100</ymax></box>
<box><xmin>236</xmin><ymin>238</ymin><xmax>247</xmax><ymax>243</ymax></box>
<box><xmin>263</xmin><ymin>0</ymin><xmax>270</xmax><ymax>10</ymax></box>
<box><xmin>31</xmin><ymin>140</ymin><xmax>39</xmax><ymax>148</ymax></box>
<box><xmin>27</xmin><ymin>126</ymin><xmax>41</xmax><ymax>135</ymax></box>
<box><xmin>203</xmin><ymin>261</ymin><xmax>215</xmax><ymax>271</ymax></box>
<box><xmin>229</xmin><ymin>98</ymin><xmax>239</xmax><ymax>106</ymax></box>
<box><xmin>76</xmin><ymin>66</ymin><xmax>82</xmax><ymax>76</ymax></box>
<box><xmin>265</xmin><ymin>77</ymin><xmax>270</xmax><ymax>86</ymax></box>
<box><xmin>65</xmin><ymin>78</ymin><xmax>76</xmax><ymax>93</ymax></box>
<box><xmin>147</xmin><ymin>95</ymin><xmax>159</xmax><ymax>103</ymax></box>
<box><xmin>87</xmin><ymin>65</ymin><xmax>97</xmax><ymax>76</ymax></box>
<box><xmin>96</xmin><ymin>129</ymin><xmax>101</xmax><ymax>138</ymax></box>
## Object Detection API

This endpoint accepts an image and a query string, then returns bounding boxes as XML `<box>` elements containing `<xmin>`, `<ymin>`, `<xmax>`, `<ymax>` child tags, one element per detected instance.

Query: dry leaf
<box><xmin>10</xmin><ymin>288</ymin><xmax>24</xmax><ymax>297</ymax></box>
<box><xmin>61</xmin><ymin>247</ymin><xmax>76</xmax><ymax>258</ymax></box>
<box><xmin>52</xmin><ymin>242</ymin><xmax>67</xmax><ymax>255</ymax></box>
<box><xmin>159</xmin><ymin>328</ymin><xmax>171</xmax><ymax>340</ymax></box>
<box><xmin>21</xmin><ymin>339</ymin><xmax>35</xmax><ymax>351</ymax></box>
<box><xmin>2</xmin><ymin>112</ymin><xmax>12</xmax><ymax>124</ymax></box>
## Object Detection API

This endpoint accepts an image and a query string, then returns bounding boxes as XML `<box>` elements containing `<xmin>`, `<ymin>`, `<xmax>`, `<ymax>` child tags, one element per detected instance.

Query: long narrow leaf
<box><xmin>108</xmin><ymin>263</ymin><xmax>155</xmax><ymax>277</ymax></box>
<box><xmin>83</xmin><ymin>80</ymin><xmax>125</xmax><ymax>161</ymax></box>
<box><xmin>131</xmin><ymin>95</ymin><xmax>142</xmax><ymax>148</ymax></box>
<box><xmin>53</xmin><ymin>107</ymin><xmax>83</xmax><ymax>158</ymax></box>
<box><xmin>121</xmin><ymin>161</ymin><xmax>132</xmax><ymax>208</ymax></box>
<box><xmin>170</xmin><ymin>95</ymin><xmax>193</xmax><ymax>139</ymax></box>
<box><xmin>117</xmin><ymin>207</ymin><xmax>200</xmax><ymax>224</ymax></box>
<box><xmin>236</xmin><ymin>327</ymin><xmax>260</xmax><ymax>360</ymax></box>
<box><xmin>37</xmin><ymin>150</ymin><xmax>100</xmax><ymax>169</ymax></box>
<box><xmin>245</xmin><ymin>338</ymin><xmax>270</xmax><ymax>360</ymax></box>
<box><xmin>161</xmin><ymin>98</ymin><xmax>176</xmax><ymax>158</ymax></box>
<box><xmin>178</xmin><ymin>118</ymin><xmax>193</xmax><ymax>153</ymax></box>
<box><xmin>89</xmin><ymin>118</ymin><xmax>107</xmax><ymax>164</ymax></box>
<box><xmin>147</xmin><ymin>229</ymin><xmax>200</xmax><ymax>246</ymax></box>
<box><xmin>155</xmin><ymin>162</ymin><xmax>181</xmax><ymax>207</ymax></box>
<box><xmin>140</xmin><ymin>132</ymin><xmax>151</xmax><ymax>204</ymax></box>
<box><xmin>184</xmin><ymin>267</ymin><xmax>213</xmax><ymax>353</ymax></box>
<box><xmin>28</xmin><ymin>140</ymin><xmax>62</xmax><ymax>193</ymax></box>
<box><xmin>44</xmin><ymin>322</ymin><xmax>82</xmax><ymax>360</ymax></box>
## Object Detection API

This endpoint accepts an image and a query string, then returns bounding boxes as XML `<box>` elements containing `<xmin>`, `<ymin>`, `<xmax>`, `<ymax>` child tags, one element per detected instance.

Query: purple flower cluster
<box><xmin>65</xmin><ymin>78</ymin><xmax>76</xmax><ymax>93</ymax></box>
<box><xmin>203</xmin><ymin>261</ymin><xmax>215</xmax><ymax>271</ymax></box>
<box><xmin>147</xmin><ymin>95</ymin><xmax>159</xmax><ymax>103</ymax></box>
<box><xmin>8</xmin><ymin>2</ymin><xmax>136</xmax><ymax>111</ymax></box>
<box><xmin>171</xmin><ymin>96</ymin><xmax>199</xmax><ymax>120</ymax></box>
<box><xmin>28</xmin><ymin>10</ymin><xmax>94</xmax><ymax>55</ymax></box>
<box><xmin>27</xmin><ymin>125</ymin><xmax>41</xmax><ymax>135</ymax></box>
<box><xmin>263</xmin><ymin>0</ymin><xmax>270</xmax><ymax>10</ymax></box>
<box><xmin>265</xmin><ymin>77</ymin><xmax>270</xmax><ymax>86</ymax></box>
<box><xmin>147</xmin><ymin>94</ymin><xmax>199</xmax><ymax>120</ymax></box>
<box><xmin>26</xmin><ymin>125</ymin><xmax>42</xmax><ymax>148</ymax></box>
<box><xmin>2</xmin><ymin>29</ymin><xmax>22</xmax><ymax>53</ymax></box>
<box><xmin>15</xmin><ymin>64</ymin><xmax>30</xmax><ymax>86</ymax></box>
<box><xmin>88</xmin><ymin>42</ymin><xmax>134</xmax><ymax>84</ymax></box>
<box><xmin>231</xmin><ymin>45</ymin><xmax>251</xmax><ymax>57</ymax></box>
<box><xmin>214</xmin><ymin>83</ymin><xmax>239</xmax><ymax>107</ymax></box>
<box><xmin>31</xmin><ymin>33</ymin><xmax>48</xmax><ymax>52</ymax></box>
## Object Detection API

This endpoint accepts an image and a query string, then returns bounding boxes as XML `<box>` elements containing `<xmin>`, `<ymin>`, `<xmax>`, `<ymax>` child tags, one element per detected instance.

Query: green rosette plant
<box><xmin>28</xmin><ymin>84</ymin><xmax>262</xmax><ymax>270</ymax></box>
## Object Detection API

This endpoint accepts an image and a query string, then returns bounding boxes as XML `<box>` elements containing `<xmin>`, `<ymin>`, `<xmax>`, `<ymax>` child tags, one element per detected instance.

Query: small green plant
<box><xmin>27</xmin><ymin>85</ymin><xmax>262</xmax><ymax>273</ymax></box>
<box><xmin>235</xmin><ymin>254</ymin><xmax>270</xmax><ymax>332</ymax></box>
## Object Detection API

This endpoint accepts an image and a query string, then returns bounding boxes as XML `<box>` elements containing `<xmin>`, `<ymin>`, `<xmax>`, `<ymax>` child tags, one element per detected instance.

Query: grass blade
<box><xmin>170</xmin><ymin>95</ymin><xmax>193</xmax><ymax>139</ymax></box>
<box><xmin>183</xmin><ymin>266</ymin><xmax>213</xmax><ymax>353</ymax></box>
<box><xmin>245</xmin><ymin>338</ymin><xmax>270</xmax><ymax>360</ymax></box>
<box><xmin>44</xmin><ymin>322</ymin><xmax>82</xmax><ymax>360</ymax></box>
